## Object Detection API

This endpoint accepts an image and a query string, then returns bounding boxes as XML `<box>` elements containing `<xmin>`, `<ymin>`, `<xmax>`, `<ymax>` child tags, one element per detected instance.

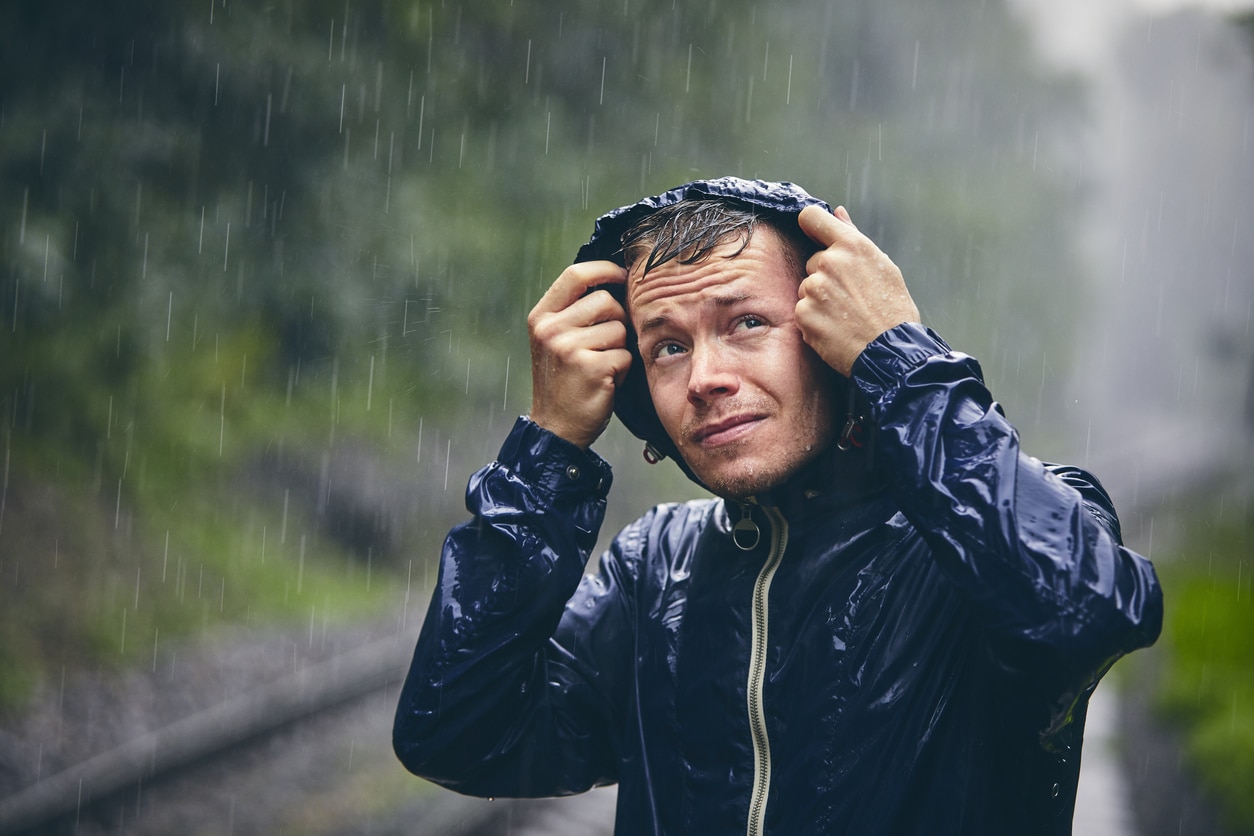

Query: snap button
<box><xmin>565</xmin><ymin>465</ymin><xmax>581</xmax><ymax>481</ymax></box>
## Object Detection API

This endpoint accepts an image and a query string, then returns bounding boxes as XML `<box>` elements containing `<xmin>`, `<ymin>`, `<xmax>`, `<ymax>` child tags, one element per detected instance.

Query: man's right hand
<box><xmin>527</xmin><ymin>261</ymin><xmax>632</xmax><ymax>450</ymax></box>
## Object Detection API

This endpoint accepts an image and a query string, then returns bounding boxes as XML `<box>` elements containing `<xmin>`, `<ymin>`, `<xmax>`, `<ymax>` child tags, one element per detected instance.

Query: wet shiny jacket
<box><xmin>393</xmin><ymin>180</ymin><xmax>1162</xmax><ymax>835</ymax></box>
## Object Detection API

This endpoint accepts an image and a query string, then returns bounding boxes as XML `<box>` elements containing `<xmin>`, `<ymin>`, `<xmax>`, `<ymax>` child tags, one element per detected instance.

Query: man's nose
<box><xmin>686</xmin><ymin>342</ymin><xmax>739</xmax><ymax>405</ymax></box>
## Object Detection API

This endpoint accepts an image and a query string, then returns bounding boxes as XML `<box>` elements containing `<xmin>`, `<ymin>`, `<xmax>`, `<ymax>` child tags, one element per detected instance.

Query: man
<box><xmin>393</xmin><ymin>177</ymin><xmax>1162</xmax><ymax>835</ymax></box>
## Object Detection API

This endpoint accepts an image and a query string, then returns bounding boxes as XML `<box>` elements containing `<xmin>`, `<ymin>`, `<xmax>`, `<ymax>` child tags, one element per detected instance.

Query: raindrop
<box><xmin>281</xmin><ymin>489</ymin><xmax>290</xmax><ymax>544</ymax></box>
<box><xmin>218</xmin><ymin>383</ymin><xmax>226</xmax><ymax>456</ymax></box>
<box><xmin>417</xmin><ymin>417</ymin><xmax>424</xmax><ymax>465</ymax></box>
<box><xmin>401</xmin><ymin>559</ymin><xmax>413</xmax><ymax>632</ymax></box>
<box><xmin>503</xmin><ymin>355</ymin><xmax>510</xmax><ymax>411</ymax></box>
<box><xmin>417</xmin><ymin>95</ymin><xmax>425</xmax><ymax>150</ymax></box>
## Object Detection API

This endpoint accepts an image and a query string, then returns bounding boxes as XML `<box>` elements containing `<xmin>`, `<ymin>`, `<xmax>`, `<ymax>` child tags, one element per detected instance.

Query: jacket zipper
<box><xmin>745</xmin><ymin>503</ymin><xmax>787</xmax><ymax>836</ymax></box>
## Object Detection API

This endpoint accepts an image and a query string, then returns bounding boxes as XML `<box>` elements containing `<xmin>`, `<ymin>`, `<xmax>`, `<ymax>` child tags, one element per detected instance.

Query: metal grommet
<box><xmin>565</xmin><ymin>465</ymin><xmax>581</xmax><ymax>481</ymax></box>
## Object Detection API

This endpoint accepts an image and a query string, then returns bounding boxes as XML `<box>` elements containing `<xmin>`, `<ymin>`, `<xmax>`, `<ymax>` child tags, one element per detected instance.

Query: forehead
<box><xmin>626</xmin><ymin>227</ymin><xmax>796</xmax><ymax>316</ymax></box>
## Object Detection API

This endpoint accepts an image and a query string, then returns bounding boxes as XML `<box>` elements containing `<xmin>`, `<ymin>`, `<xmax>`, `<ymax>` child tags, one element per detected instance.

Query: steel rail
<box><xmin>0</xmin><ymin>632</ymin><xmax>416</xmax><ymax>835</ymax></box>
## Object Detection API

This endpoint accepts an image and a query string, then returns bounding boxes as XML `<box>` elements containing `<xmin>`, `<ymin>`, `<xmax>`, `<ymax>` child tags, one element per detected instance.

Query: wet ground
<box><xmin>0</xmin><ymin>617</ymin><xmax>1147</xmax><ymax>836</ymax></box>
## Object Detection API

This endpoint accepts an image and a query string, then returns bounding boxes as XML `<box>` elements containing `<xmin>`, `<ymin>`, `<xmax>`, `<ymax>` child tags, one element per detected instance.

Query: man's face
<box><xmin>627</xmin><ymin>227</ymin><xmax>839</xmax><ymax>499</ymax></box>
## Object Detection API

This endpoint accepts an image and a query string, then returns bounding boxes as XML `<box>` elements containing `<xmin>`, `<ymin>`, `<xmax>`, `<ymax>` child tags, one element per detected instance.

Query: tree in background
<box><xmin>0</xmin><ymin>0</ymin><xmax>1085</xmax><ymax>704</ymax></box>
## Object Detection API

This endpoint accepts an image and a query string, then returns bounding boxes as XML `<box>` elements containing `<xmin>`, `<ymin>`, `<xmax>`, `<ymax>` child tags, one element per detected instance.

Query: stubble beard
<box><xmin>678</xmin><ymin>396</ymin><xmax>832</xmax><ymax>500</ymax></box>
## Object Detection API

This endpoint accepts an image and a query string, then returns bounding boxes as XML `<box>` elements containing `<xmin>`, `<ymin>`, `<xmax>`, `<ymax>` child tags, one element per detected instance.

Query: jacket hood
<box><xmin>572</xmin><ymin>177</ymin><xmax>832</xmax><ymax>485</ymax></box>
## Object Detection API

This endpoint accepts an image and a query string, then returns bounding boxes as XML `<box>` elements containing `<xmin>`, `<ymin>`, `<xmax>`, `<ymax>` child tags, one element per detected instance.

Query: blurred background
<box><xmin>0</xmin><ymin>0</ymin><xmax>1251</xmax><ymax>833</ymax></box>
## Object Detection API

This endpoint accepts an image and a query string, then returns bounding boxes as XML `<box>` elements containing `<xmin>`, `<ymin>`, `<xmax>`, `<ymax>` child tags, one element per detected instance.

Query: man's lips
<box><xmin>690</xmin><ymin>414</ymin><xmax>766</xmax><ymax>446</ymax></box>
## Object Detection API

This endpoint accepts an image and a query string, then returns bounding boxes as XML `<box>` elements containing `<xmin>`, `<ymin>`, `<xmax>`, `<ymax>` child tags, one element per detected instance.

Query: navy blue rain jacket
<box><xmin>393</xmin><ymin>178</ymin><xmax>1163</xmax><ymax>835</ymax></box>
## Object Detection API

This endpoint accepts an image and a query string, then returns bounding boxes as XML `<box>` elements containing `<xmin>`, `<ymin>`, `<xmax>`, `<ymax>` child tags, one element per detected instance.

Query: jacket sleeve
<box><xmin>392</xmin><ymin>416</ymin><xmax>634</xmax><ymax>797</ymax></box>
<box><xmin>851</xmin><ymin>323</ymin><xmax>1162</xmax><ymax>705</ymax></box>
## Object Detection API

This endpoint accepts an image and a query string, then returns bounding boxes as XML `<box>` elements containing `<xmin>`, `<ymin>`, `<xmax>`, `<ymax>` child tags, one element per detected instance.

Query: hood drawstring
<box><xmin>733</xmin><ymin>502</ymin><xmax>761</xmax><ymax>551</ymax></box>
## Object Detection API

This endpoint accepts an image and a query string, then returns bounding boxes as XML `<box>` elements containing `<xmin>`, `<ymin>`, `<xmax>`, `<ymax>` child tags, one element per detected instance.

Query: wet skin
<box><xmin>628</xmin><ymin>228</ymin><xmax>839</xmax><ymax>499</ymax></box>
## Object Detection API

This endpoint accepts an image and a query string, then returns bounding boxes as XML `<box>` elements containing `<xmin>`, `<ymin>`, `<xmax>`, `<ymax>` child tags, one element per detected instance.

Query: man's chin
<box><xmin>684</xmin><ymin>442</ymin><xmax>832</xmax><ymax>500</ymax></box>
<box><xmin>690</xmin><ymin>461</ymin><xmax>794</xmax><ymax>501</ymax></box>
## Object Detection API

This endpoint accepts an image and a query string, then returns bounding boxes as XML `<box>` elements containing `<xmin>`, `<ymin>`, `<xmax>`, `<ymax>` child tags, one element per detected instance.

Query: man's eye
<box><xmin>657</xmin><ymin>342</ymin><xmax>686</xmax><ymax>357</ymax></box>
<box><xmin>735</xmin><ymin>315</ymin><xmax>766</xmax><ymax>331</ymax></box>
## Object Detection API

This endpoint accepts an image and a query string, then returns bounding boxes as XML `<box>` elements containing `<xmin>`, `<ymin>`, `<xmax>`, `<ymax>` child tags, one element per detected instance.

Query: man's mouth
<box><xmin>691</xmin><ymin>414</ymin><xmax>766</xmax><ymax>447</ymax></box>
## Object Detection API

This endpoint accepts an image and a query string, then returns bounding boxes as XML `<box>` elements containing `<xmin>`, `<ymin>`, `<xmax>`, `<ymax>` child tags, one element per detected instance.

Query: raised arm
<box><xmin>393</xmin><ymin>260</ymin><xmax>635</xmax><ymax>795</ymax></box>
<box><xmin>794</xmin><ymin>205</ymin><xmax>1161</xmax><ymax>693</ymax></box>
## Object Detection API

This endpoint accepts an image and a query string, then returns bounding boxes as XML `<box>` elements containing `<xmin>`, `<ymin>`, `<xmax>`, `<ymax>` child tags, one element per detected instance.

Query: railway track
<box><xmin>0</xmin><ymin>623</ymin><xmax>617</xmax><ymax>836</ymax></box>
<box><xmin>0</xmin><ymin>631</ymin><xmax>415</xmax><ymax>834</ymax></box>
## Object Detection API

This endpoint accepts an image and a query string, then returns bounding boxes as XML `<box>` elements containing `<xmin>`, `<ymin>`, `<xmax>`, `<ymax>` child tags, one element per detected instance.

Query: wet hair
<box><xmin>619</xmin><ymin>198</ymin><xmax>815</xmax><ymax>281</ymax></box>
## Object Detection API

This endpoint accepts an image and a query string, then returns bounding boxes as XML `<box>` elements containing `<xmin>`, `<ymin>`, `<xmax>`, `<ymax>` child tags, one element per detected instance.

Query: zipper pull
<box><xmin>733</xmin><ymin>502</ymin><xmax>761</xmax><ymax>551</ymax></box>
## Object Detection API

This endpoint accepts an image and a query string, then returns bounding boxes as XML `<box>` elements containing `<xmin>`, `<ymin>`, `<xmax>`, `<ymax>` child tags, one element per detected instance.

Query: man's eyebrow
<box><xmin>637</xmin><ymin>292</ymin><xmax>753</xmax><ymax>335</ymax></box>
<box><xmin>638</xmin><ymin>315</ymin><xmax>670</xmax><ymax>335</ymax></box>
<box><xmin>713</xmin><ymin>292</ymin><xmax>752</xmax><ymax>307</ymax></box>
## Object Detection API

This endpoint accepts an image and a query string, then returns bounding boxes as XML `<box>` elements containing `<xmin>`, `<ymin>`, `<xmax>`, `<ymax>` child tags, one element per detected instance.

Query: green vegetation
<box><xmin>0</xmin><ymin>351</ymin><xmax>413</xmax><ymax>708</ymax></box>
<box><xmin>1155</xmin><ymin>497</ymin><xmax>1254</xmax><ymax>834</ymax></box>
<box><xmin>1</xmin><ymin>0</ymin><xmax>1090</xmax><ymax>712</ymax></box>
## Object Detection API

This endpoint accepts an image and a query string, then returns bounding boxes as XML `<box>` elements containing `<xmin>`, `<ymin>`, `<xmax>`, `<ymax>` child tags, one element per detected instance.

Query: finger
<box><xmin>834</xmin><ymin>205</ymin><xmax>857</xmax><ymax>228</ymax></box>
<box><xmin>797</xmin><ymin>204</ymin><xmax>853</xmax><ymax>249</ymax></box>
<box><xmin>613</xmin><ymin>353</ymin><xmax>633</xmax><ymax>386</ymax></box>
<box><xmin>546</xmin><ymin>286</ymin><xmax>628</xmax><ymax>330</ymax></box>
<box><xmin>561</xmin><ymin>316</ymin><xmax>628</xmax><ymax>352</ymax></box>
<box><xmin>534</xmin><ymin>260</ymin><xmax>628</xmax><ymax>314</ymax></box>
<box><xmin>602</xmin><ymin>347</ymin><xmax>634</xmax><ymax>388</ymax></box>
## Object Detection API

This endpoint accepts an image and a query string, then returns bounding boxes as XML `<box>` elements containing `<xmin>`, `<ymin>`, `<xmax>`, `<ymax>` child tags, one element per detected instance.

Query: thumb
<box><xmin>834</xmin><ymin>205</ymin><xmax>857</xmax><ymax>229</ymax></box>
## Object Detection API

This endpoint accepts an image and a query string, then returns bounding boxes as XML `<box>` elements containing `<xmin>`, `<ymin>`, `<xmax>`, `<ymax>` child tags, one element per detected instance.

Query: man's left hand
<box><xmin>795</xmin><ymin>205</ymin><xmax>921</xmax><ymax>377</ymax></box>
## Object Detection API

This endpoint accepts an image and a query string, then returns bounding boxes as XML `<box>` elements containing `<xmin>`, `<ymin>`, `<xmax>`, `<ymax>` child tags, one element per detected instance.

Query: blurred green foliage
<box><xmin>1156</xmin><ymin>505</ymin><xmax>1254</xmax><ymax>834</ymax></box>
<box><xmin>1</xmin><ymin>0</ymin><xmax>1088</xmax><ymax>708</ymax></box>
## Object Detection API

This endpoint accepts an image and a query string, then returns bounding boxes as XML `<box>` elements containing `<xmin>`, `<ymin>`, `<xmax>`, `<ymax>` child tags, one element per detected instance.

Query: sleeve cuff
<box><xmin>850</xmin><ymin>322</ymin><xmax>955</xmax><ymax>404</ymax></box>
<box><xmin>497</xmin><ymin>416</ymin><xmax>614</xmax><ymax>500</ymax></box>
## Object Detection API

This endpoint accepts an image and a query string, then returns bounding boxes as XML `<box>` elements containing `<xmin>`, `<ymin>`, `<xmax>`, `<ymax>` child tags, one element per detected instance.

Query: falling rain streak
<box><xmin>0</xmin><ymin>1</ymin><xmax>1250</xmax><ymax>833</ymax></box>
